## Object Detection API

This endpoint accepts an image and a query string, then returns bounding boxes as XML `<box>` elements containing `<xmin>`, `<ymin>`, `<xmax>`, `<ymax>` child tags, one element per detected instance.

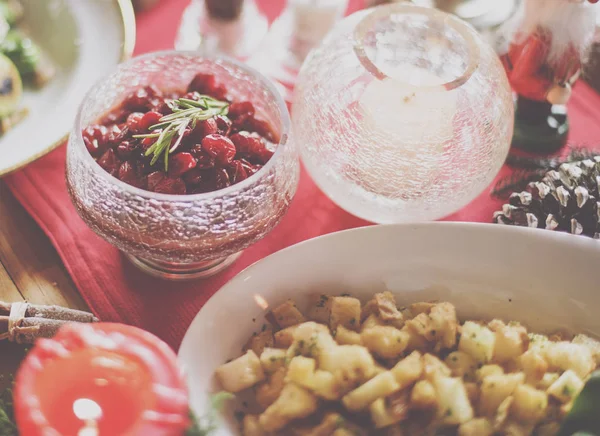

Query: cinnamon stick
<box><xmin>0</xmin><ymin>316</ymin><xmax>71</xmax><ymax>344</ymax></box>
<box><xmin>0</xmin><ymin>301</ymin><xmax>97</xmax><ymax>323</ymax></box>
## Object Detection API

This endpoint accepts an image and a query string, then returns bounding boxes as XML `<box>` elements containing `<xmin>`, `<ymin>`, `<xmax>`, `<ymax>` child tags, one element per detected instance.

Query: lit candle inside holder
<box><xmin>14</xmin><ymin>323</ymin><xmax>189</xmax><ymax>436</ymax></box>
<box><xmin>354</xmin><ymin>65</ymin><xmax>458</xmax><ymax>197</ymax></box>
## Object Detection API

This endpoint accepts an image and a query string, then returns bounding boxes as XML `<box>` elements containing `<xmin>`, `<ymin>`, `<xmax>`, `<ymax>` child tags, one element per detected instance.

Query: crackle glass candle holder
<box><xmin>66</xmin><ymin>51</ymin><xmax>298</xmax><ymax>280</ymax></box>
<box><xmin>293</xmin><ymin>3</ymin><xmax>514</xmax><ymax>223</ymax></box>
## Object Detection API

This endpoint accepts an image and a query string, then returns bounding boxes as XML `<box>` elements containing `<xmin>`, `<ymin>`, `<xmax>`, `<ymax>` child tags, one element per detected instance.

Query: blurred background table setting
<box><xmin>1</xmin><ymin>0</ymin><xmax>600</xmax><ymax>434</ymax></box>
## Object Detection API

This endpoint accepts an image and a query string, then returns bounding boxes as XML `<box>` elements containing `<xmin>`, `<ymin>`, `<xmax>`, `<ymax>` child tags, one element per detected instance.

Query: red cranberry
<box><xmin>168</xmin><ymin>152</ymin><xmax>197</xmax><ymax>177</ymax></box>
<box><xmin>141</xmin><ymin>136</ymin><xmax>156</xmax><ymax>149</ymax></box>
<box><xmin>97</xmin><ymin>149</ymin><xmax>121</xmax><ymax>176</ymax></box>
<box><xmin>191</xmin><ymin>118</ymin><xmax>218</xmax><ymax>141</ymax></box>
<box><xmin>228</xmin><ymin>160</ymin><xmax>248</xmax><ymax>184</ymax></box>
<box><xmin>255</xmin><ymin>148</ymin><xmax>274</xmax><ymax>164</ymax></box>
<box><xmin>201</xmin><ymin>134</ymin><xmax>236</xmax><ymax>165</ymax></box>
<box><xmin>230</xmin><ymin>131</ymin><xmax>263</xmax><ymax>155</ymax></box>
<box><xmin>211</xmin><ymin>85</ymin><xmax>228</xmax><ymax>101</ymax></box>
<box><xmin>244</xmin><ymin>117</ymin><xmax>277</xmax><ymax>142</ymax></box>
<box><xmin>183</xmin><ymin>168</ymin><xmax>203</xmax><ymax>186</ymax></box>
<box><xmin>139</xmin><ymin>111</ymin><xmax>162</xmax><ymax>131</ymax></box>
<box><xmin>123</xmin><ymin>88</ymin><xmax>152</xmax><ymax>111</ymax></box>
<box><xmin>126</xmin><ymin>112</ymin><xmax>144</xmax><ymax>133</ymax></box>
<box><xmin>117</xmin><ymin>161</ymin><xmax>146</xmax><ymax>188</ymax></box>
<box><xmin>187</xmin><ymin>73</ymin><xmax>217</xmax><ymax>94</ymax></box>
<box><xmin>240</xmin><ymin>158</ymin><xmax>261</xmax><ymax>176</ymax></box>
<box><xmin>214</xmin><ymin>168</ymin><xmax>231</xmax><ymax>190</ymax></box>
<box><xmin>191</xmin><ymin>147</ymin><xmax>216</xmax><ymax>169</ymax></box>
<box><xmin>183</xmin><ymin>91</ymin><xmax>202</xmax><ymax>101</ymax></box>
<box><xmin>116</xmin><ymin>141</ymin><xmax>138</xmax><ymax>160</ymax></box>
<box><xmin>83</xmin><ymin>125</ymin><xmax>107</xmax><ymax>143</ymax></box>
<box><xmin>105</xmin><ymin>125</ymin><xmax>126</xmax><ymax>147</ymax></box>
<box><xmin>227</xmin><ymin>101</ymin><xmax>255</xmax><ymax>118</ymax></box>
<box><xmin>215</xmin><ymin>115</ymin><xmax>232</xmax><ymax>136</ymax></box>
<box><xmin>147</xmin><ymin>171</ymin><xmax>166</xmax><ymax>191</ymax></box>
<box><xmin>154</xmin><ymin>177</ymin><xmax>187</xmax><ymax>195</ymax></box>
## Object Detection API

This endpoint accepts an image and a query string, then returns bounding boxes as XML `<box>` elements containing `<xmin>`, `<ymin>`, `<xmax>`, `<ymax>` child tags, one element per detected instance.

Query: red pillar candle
<box><xmin>13</xmin><ymin>323</ymin><xmax>189</xmax><ymax>436</ymax></box>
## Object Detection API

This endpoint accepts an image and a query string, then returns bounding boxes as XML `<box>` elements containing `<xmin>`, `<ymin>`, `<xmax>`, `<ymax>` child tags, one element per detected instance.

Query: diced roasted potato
<box><xmin>243</xmin><ymin>414</ymin><xmax>267</xmax><ymax>436</ymax></box>
<box><xmin>335</xmin><ymin>325</ymin><xmax>363</xmax><ymax>346</ymax></box>
<box><xmin>361</xmin><ymin>326</ymin><xmax>409</xmax><ymax>359</ymax></box>
<box><xmin>433</xmin><ymin>375</ymin><xmax>474</xmax><ymax>425</ymax></box>
<box><xmin>343</xmin><ymin>371</ymin><xmax>401</xmax><ymax>411</ymax></box>
<box><xmin>464</xmin><ymin>382</ymin><xmax>479</xmax><ymax>405</ymax></box>
<box><xmin>260</xmin><ymin>348</ymin><xmax>287</xmax><ymax>373</ymax></box>
<box><xmin>445</xmin><ymin>351</ymin><xmax>476</xmax><ymax>381</ymax></box>
<box><xmin>375</xmin><ymin>292</ymin><xmax>404</xmax><ymax>327</ymax></box>
<box><xmin>422</xmin><ymin>353</ymin><xmax>451</xmax><ymax>380</ymax></box>
<box><xmin>518</xmin><ymin>350</ymin><xmax>548</xmax><ymax>385</ymax></box>
<box><xmin>390</xmin><ymin>351</ymin><xmax>423</xmax><ymax>389</ymax></box>
<box><xmin>271</xmin><ymin>300</ymin><xmax>306</xmax><ymax>329</ymax></box>
<box><xmin>256</xmin><ymin>367</ymin><xmax>287</xmax><ymax>409</ymax></box>
<box><xmin>286</xmin><ymin>355</ymin><xmax>339</xmax><ymax>400</ymax></box>
<box><xmin>429</xmin><ymin>302</ymin><xmax>458</xmax><ymax>349</ymax></box>
<box><xmin>244</xmin><ymin>324</ymin><xmax>275</xmax><ymax>357</ymax></box>
<box><xmin>501</xmin><ymin>420</ymin><xmax>535</xmax><ymax>436</ymax></box>
<box><xmin>479</xmin><ymin>372</ymin><xmax>525</xmax><ymax>416</ymax></box>
<box><xmin>459</xmin><ymin>321</ymin><xmax>496</xmax><ymax>364</ymax></box>
<box><xmin>572</xmin><ymin>334</ymin><xmax>600</xmax><ymax>365</ymax></box>
<box><xmin>330</xmin><ymin>296</ymin><xmax>362</xmax><ymax>332</ymax></box>
<box><xmin>216</xmin><ymin>350</ymin><xmax>265</xmax><ymax>393</ymax></box>
<box><xmin>476</xmin><ymin>364</ymin><xmax>504</xmax><ymax>382</ymax></box>
<box><xmin>537</xmin><ymin>372</ymin><xmax>560</xmax><ymax>391</ymax></box>
<box><xmin>543</xmin><ymin>341</ymin><xmax>595</xmax><ymax>378</ymax></box>
<box><xmin>457</xmin><ymin>418</ymin><xmax>493</xmax><ymax>436</ymax></box>
<box><xmin>274</xmin><ymin>325</ymin><xmax>298</xmax><ymax>349</ymax></box>
<box><xmin>320</xmin><ymin>345</ymin><xmax>377</xmax><ymax>394</ymax></box>
<box><xmin>405</xmin><ymin>313</ymin><xmax>435</xmax><ymax>341</ymax></box>
<box><xmin>410</xmin><ymin>379</ymin><xmax>437</xmax><ymax>410</ymax></box>
<box><xmin>488</xmin><ymin>319</ymin><xmax>528</xmax><ymax>364</ymax></box>
<box><xmin>546</xmin><ymin>369</ymin><xmax>584</xmax><ymax>403</ymax></box>
<box><xmin>259</xmin><ymin>383</ymin><xmax>318</xmax><ymax>432</ymax></box>
<box><xmin>401</xmin><ymin>324</ymin><xmax>431</xmax><ymax>352</ymax></box>
<box><xmin>369</xmin><ymin>393</ymin><xmax>409</xmax><ymax>428</ymax></box>
<box><xmin>362</xmin><ymin>313</ymin><xmax>385</xmax><ymax>331</ymax></box>
<box><xmin>290</xmin><ymin>322</ymin><xmax>337</xmax><ymax>360</ymax></box>
<box><xmin>408</xmin><ymin>302</ymin><xmax>435</xmax><ymax>316</ymax></box>
<box><xmin>510</xmin><ymin>384</ymin><xmax>547</xmax><ymax>424</ymax></box>
<box><xmin>306</xmin><ymin>294</ymin><xmax>333</xmax><ymax>324</ymax></box>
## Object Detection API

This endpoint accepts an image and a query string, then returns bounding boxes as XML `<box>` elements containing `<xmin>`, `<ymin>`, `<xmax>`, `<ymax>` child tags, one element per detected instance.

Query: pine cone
<box><xmin>493</xmin><ymin>157</ymin><xmax>600</xmax><ymax>238</ymax></box>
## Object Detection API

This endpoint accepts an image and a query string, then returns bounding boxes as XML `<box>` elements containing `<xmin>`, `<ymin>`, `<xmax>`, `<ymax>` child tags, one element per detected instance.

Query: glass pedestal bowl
<box><xmin>66</xmin><ymin>51</ymin><xmax>298</xmax><ymax>280</ymax></box>
<box><xmin>293</xmin><ymin>4</ymin><xmax>514</xmax><ymax>223</ymax></box>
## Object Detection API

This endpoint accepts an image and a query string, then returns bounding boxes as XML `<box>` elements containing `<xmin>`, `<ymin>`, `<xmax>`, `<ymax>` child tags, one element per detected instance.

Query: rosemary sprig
<box><xmin>134</xmin><ymin>96</ymin><xmax>229</xmax><ymax>172</ymax></box>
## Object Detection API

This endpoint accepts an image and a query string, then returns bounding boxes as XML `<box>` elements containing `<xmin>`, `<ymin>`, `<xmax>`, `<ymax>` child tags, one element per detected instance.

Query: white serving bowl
<box><xmin>178</xmin><ymin>223</ymin><xmax>600</xmax><ymax>435</ymax></box>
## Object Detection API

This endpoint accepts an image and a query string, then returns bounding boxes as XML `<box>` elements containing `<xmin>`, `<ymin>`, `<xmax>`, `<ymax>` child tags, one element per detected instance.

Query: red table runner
<box><xmin>4</xmin><ymin>0</ymin><xmax>600</xmax><ymax>349</ymax></box>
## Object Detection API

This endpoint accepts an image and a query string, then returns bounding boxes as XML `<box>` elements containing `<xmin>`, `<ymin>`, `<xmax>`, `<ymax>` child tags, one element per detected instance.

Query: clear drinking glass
<box><xmin>293</xmin><ymin>3</ymin><xmax>514</xmax><ymax>223</ymax></box>
<box><xmin>66</xmin><ymin>51</ymin><xmax>299</xmax><ymax>280</ymax></box>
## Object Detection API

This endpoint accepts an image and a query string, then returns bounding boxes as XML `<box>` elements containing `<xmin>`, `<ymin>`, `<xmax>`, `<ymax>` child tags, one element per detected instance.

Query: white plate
<box><xmin>178</xmin><ymin>223</ymin><xmax>600</xmax><ymax>435</ymax></box>
<box><xmin>0</xmin><ymin>0</ymin><xmax>135</xmax><ymax>177</ymax></box>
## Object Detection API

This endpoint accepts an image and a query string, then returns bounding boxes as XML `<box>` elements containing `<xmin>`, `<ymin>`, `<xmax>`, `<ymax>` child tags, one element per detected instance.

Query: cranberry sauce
<box><xmin>83</xmin><ymin>73</ymin><xmax>277</xmax><ymax>195</ymax></box>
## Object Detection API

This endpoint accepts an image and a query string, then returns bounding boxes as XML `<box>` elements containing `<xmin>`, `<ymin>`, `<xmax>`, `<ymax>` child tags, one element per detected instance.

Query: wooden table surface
<box><xmin>0</xmin><ymin>180</ymin><xmax>88</xmax><ymax>392</ymax></box>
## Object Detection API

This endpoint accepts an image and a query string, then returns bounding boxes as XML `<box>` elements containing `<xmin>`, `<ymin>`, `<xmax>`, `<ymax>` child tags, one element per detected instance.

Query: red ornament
<box><xmin>14</xmin><ymin>323</ymin><xmax>189</xmax><ymax>436</ymax></box>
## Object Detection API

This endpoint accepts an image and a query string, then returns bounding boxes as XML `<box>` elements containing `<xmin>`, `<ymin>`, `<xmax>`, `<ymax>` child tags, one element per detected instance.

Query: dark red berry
<box><xmin>214</xmin><ymin>115</ymin><xmax>232</xmax><ymax>136</ymax></box>
<box><xmin>141</xmin><ymin>136</ymin><xmax>155</xmax><ymax>149</ymax></box>
<box><xmin>228</xmin><ymin>101</ymin><xmax>255</xmax><ymax>120</ymax></box>
<box><xmin>117</xmin><ymin>161</ymin><xmax>146</xmax><ymax>188</ymax></box>
<box><xmin>139</xmin><ymin>111</ymin><xmax>162</xmax><ymax>131</ymax></box>
<box><xmin>147</xmin><ymin>171</ymin><xmax>166</xmax><ymax>191</ymax></box>
<box><xmin>83</xmin><ymin>125</ymin><xmax>108</xmax><ymax>143</ymax></box>
<box><xmin>240</xmin><ymin>158</ymin><xmax>261</xmax><ymax>176</ymax></box>
<box><xmin>126</xmin><ymin>112</ymin><xmax>144</xmax><ymax>133</ymax></box>
<box><xmin>214</xmin><ymin>168</ymin><xmax>231</xmax><ymax>190</ymax></box>
<box><xmin>187</xmin><ymin>73</ymin><xmax>216</xmax><ymax>94</ymax></box>
<box><xmin>201</xmin><ymin>134</ymin><xmax>236</xmax><ymax>165</ymax></box>
<box><xmin>255</xmin><ymin>148</ymin><xmax>274</xmax><ymax>164</ymax></box>
<box><xmin>97</xmin><ymin>149</ymin><xmax>121</xmax><ymax>176</ymax></box>
<box><xmin>244</xmin><ymin>117</ymin><xmax>277</xmax><ymax>142</ymax></box>
<box><xmin>123</xmin><ymin>88</ymin><xmax>152</xmax><ymax>111</ymax></box>
<box><xmin>211</xmin><ymin>85</ymin><xmax>228</xmax><ymax>101</ymax></box>
<box><xmin>191</xmin><ymin>118</ymin><xmax>218</xmax><ymax>141</ymax></box>
<box><xmin>116</xmin><ymin>141</ymin><xmax>138</xmax><ymax>160</ymax></box>
<box><xmin>191</xmin><ymin>148</ymin><xmax>216</xmax><ymax>169</ymax></box>
<box><xmin>228</xmin><ymin>160</ymin><xmax>248</xmax><ymax>183</ymax></box>
<box><xmin>230</xmin><ymin>131</ymin><xmax>263</xmax><ymax>155</ymax></box>
<box><xmin>183</xmin><ymin>168</ymin><xmax>203</xmax><ymax>186</ymax></box>
<box><xmin>154</xmin><ymin>177</ymin><xmax>187</xmax><ymax>195</ymax></box>
<box><xmin>168</xmin><ymin>152</ymin><xmax>197</xmax><ymax>177</ymax></box>
<box><xmin>105</xmin><ymin>125</ymin><xmax>126</xmax><ymax>147</ymax></box>
<box><xmin>183</xmin><ymin>91</ymin><xmax>202</xmax><ymax>101</ymax></box>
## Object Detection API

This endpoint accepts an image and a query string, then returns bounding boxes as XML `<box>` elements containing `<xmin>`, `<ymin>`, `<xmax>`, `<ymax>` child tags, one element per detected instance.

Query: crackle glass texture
<box><xmin>66</xmin><ymin>52</ymin><xmax>299</xmax><ymax>264</ymax></box>
<box><xmin>293</xmin><ymin>4</ymin><xmax>514</xmax><ymax>223</ymax></box>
